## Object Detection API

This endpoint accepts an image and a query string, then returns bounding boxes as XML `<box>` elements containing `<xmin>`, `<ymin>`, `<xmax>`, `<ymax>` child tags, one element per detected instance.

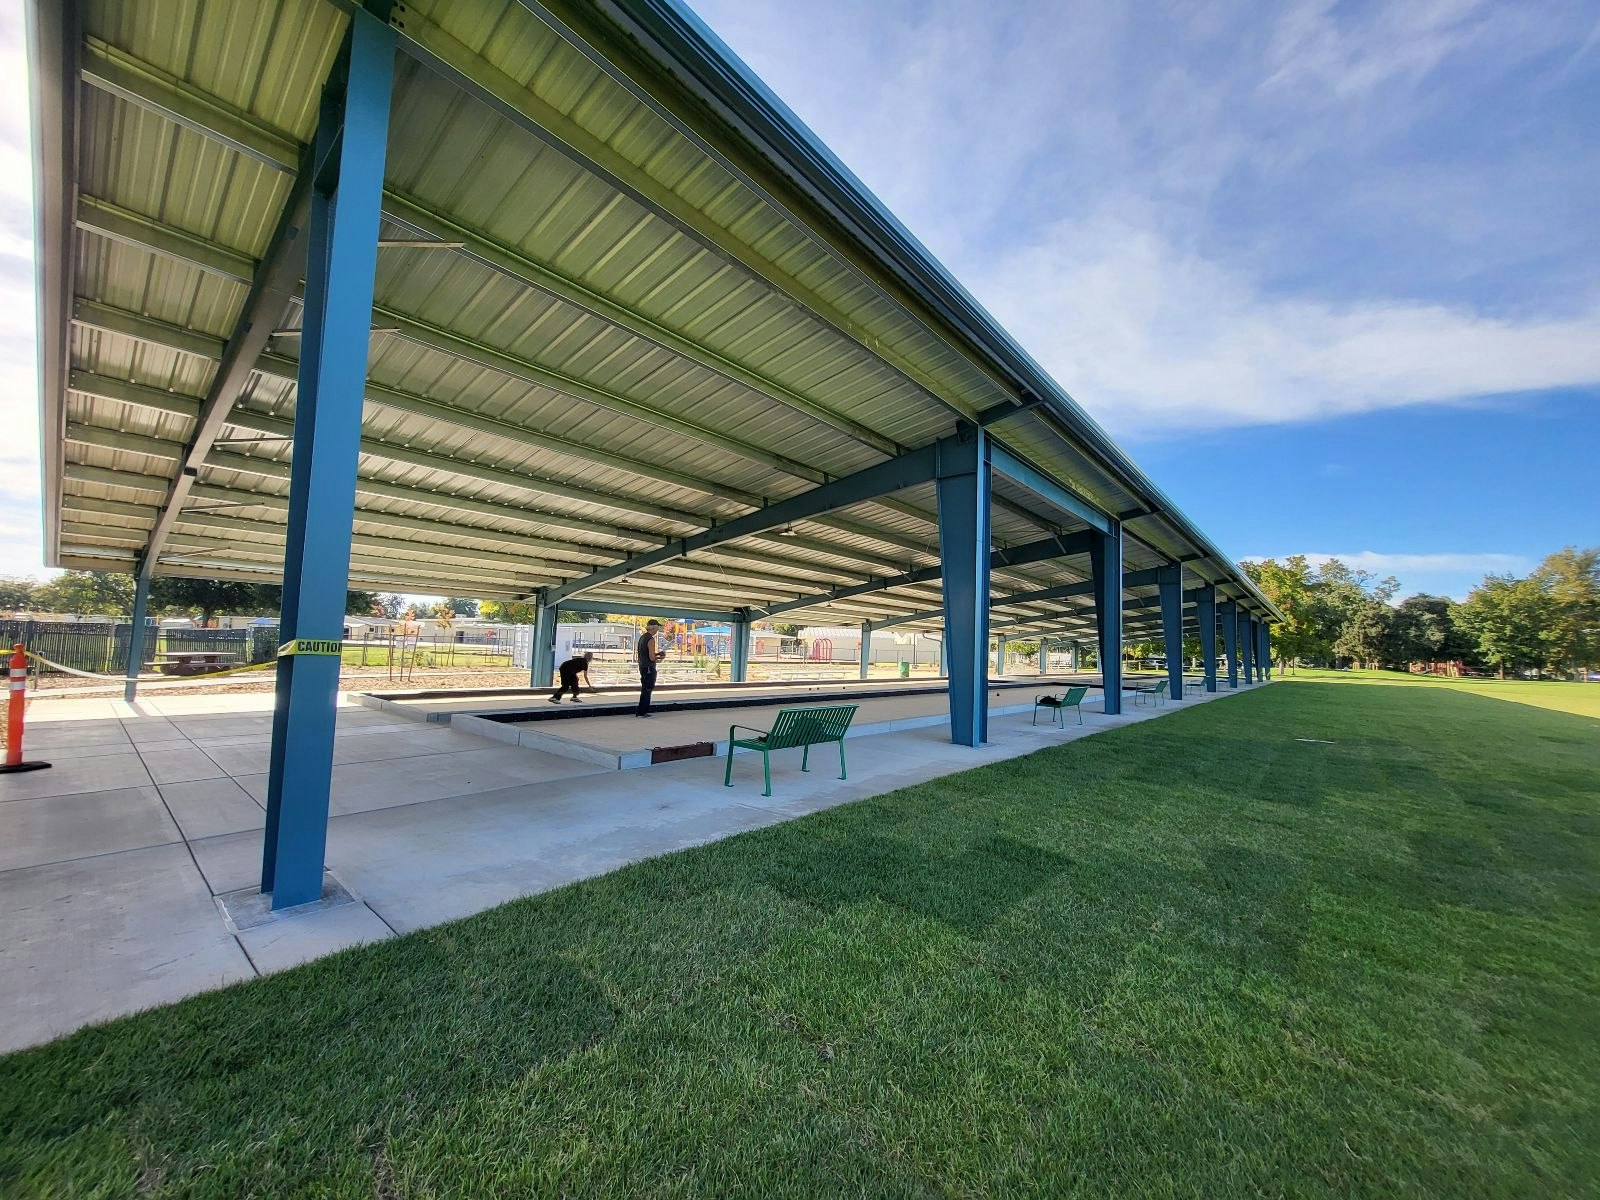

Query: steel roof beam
<box><xmin>989</xmin><ymin>442</ymin><xmax>1112</xmax><ymax>536</ymax></box>
<box><xmin>73</xmin><ymin>298</ymin><xmax>772</xmax><ymax>510</ymax></box>
<box><xmin>70</xmin><ymin>294</ymin><xmax>1047</xmax><ymax>577</ymax></box>
<box><xmin>387</xmin><ymin>4</ymin><xmax>981</xmax><ymax>425</ymax></box>
<box><xmin>76</xmin><ymin>194</ymin><xmax>257</xmax><ymax>284</ymax></box>
<box><xmin>252</xmin><ymin>351</ymin><xmax>769</xmax><ymax>507</ymax></box>
<box><xmin>134</xmin><ymin>146</ymin><xmax>314</xmax><ymax>572</ymax></box>
<box><xmin>72</xmin><ymin>190</ymin><xmax>835</xmax><ymax>488</ymax></box>
<box><xmin>78</xmin><ymin>40</ymin><xmax>907</xmax><ymax>457</ymax></box>
<box><xmin>203</xmin><ymin>449</ymin><xmax>669</xmax><ymax>545</ymax></box>
<box><xmin>62</xmin><ymin>461</ymin><xmax>170</xmax><ymax>497</ymax></box>
<box><xmin>216</xmin><ymin>404</ymin><xmax>710</xmax><ymax>528</ymax></box>
<box><xmin>173</xmin><ymin>509</ymin><xmax>590</xmax><ymax>576</ymax></box>
<box><xmin>749</xmin><ymin>528</ymin><xmax>1097</xmax><ymax>619</ymax></box>
<box><xmin>60</xmin><ymin>493</ymin><xmax>158</xmax><ymax>521</ymax></box>
<box><xmin>540</xmin><ymin>437</ymin><xmax>960</xmax><ymax>605</ymax></box>
<box><xmin>187</xmin><ymin>482</ymin><xmax>640</xmax><ymax>557</ymax></box>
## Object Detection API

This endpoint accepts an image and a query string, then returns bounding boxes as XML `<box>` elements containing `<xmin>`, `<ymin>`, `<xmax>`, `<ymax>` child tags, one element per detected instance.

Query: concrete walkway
<box><xmin>0</xmin><ymin>681</ymin><xmax>1264</xmax><ymax>1052</ymax></box>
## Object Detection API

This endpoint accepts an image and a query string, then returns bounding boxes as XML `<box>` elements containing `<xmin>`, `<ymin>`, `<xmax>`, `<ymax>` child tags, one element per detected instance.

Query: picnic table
<box><xmin>149</xmin><ymin>650</ymin><xmax>239</xmax><ymax>677</ymax></box>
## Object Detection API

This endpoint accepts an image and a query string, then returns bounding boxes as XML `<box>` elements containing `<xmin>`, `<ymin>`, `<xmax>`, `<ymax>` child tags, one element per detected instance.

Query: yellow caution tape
<box><xmin>277</xmin><ymin>638</ymin><xmax>344</xmax><ymax>657</ymax></box>
<box><xmin>22</xmin><ymin>650</ymin><xmax>276</xmax><ymax>683</ymax></box>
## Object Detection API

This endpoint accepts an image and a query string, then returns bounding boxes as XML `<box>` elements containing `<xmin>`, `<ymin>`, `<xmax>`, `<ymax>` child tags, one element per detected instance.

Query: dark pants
<box><xmin>636</xmin><ymin>665</ymin><xmax>657</xmax><ymax>715</ymax></box>
<box><xmin>551</xmin><ymin>667</ymin><xmax>581</xmax><ymax>701</ymax></box>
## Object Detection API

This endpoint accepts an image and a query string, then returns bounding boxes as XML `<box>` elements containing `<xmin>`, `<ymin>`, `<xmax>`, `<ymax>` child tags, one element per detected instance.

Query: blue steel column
<box><xmin>530</xmin><ymin>602</ymin><xmax>558</xmax><ymax>688</ymax></box>
<box><xmin>1157</xmin><ymin>564</ymin><xmax>1184</xmax><ymax>700</ymax></box>
<box><xmin>1239</xmin><ymin>610</ymin><xmax>1255</xmax><ymax>684</ymax></box>
<box><xmin>857</xmin><ymin>621</ymin><xmax>871</xmax><ymax>680</ymax></box>
<box><xmin>122</xmin><ymin>567</ymin><xmax>151</xmax><ymax>703</ymax></box>
<box><xmin>936</xmin><ymin>431</ymin><xmax>991</xmax><ymax>746</ymax></box>
<box><xmin>1090</xmin><ymin>522</ymin><xmax>1124</xmax><ymax>714</ymax></box>
<box><xmin>260</xmin><ymin>14</ymin><xmax>395</xmax><ymax>909</ymax></box>
<box><xmin>1220</xmin><ymin>600</ymin><xmax>1239</xmax><ymax>688</ymax></box>
<box><xmin>1069</xmin><ymin>641</ymin><xmax>1080</xmax><ymax>672</ymax></box>
<box><xmin>731</xmin><ymin>614</ymin><xmax>750</xmax><ymax>682</ymax></box>
<box><xmin>1258</xmin><ymin>621</ymin><xmax>1271</xmax><ymax>680</ymax></box>
<box><xmin>995</xmin><ymin>635</ymin><xmax>1008</xmax><ymax>677</ymax></box>
<box><xmin>1195</xmin><ymin>584</ymin><xmax>1218</xmax><ymax>692</ymax></box>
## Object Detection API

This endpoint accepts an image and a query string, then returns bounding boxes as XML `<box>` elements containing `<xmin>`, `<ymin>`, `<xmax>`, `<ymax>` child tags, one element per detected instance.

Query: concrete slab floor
<box><xmin>0</xmin><ymin>681</ymin><xmax>1267</xmax><ymax>1052</ymax></box>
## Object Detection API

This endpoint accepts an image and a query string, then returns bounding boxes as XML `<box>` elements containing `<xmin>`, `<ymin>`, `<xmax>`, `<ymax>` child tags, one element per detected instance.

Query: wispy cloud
<box><xmin>970</xmin><ymin>214</ymin><xmax>1600</xmax><ymax>437</ymax></box>
<box><xmin>696</xmin><ymin>0</ymin><xmax>1600</xmax><ymax>440</ymax></box>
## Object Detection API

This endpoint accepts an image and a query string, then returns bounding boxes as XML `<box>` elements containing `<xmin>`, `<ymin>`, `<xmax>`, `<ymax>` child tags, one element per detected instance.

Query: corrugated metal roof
<box><xmin>30</xmin><ymin>0</ymin><xmax>1282</xmax><ymax>640</ymax></box>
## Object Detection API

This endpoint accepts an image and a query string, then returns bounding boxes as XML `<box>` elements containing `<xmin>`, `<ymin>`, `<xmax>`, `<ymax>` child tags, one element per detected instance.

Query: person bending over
<box><xmin>549</xmin><ymin>652</ymin><xmax>594</xmax><ymax>703</ymax></box>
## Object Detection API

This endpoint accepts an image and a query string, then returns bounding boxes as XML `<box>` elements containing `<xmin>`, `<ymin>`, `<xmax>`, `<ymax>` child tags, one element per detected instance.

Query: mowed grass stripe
<box><xmin>1</xmin><ymin>676</ymin><xmax>1596</xmax><ymax>1197</ymax></box>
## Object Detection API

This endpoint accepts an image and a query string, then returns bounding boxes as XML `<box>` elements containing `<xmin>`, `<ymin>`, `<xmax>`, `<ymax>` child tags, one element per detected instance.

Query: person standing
<box><xmin>636</xmin><ymin>619</ymin><xmax>666</xmax><ymax>717</ymax></box>
<box><xmin>548</xmin><ymin>651</ymin><xmax>594</xmax><ymax>703</ymax></box>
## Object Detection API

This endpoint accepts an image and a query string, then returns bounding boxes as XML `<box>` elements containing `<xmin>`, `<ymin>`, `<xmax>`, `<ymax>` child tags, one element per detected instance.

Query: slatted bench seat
<box><xmin>723</xmin><ymin>703</ymin><xmax>859</xmax><ymax>797</ymax></box>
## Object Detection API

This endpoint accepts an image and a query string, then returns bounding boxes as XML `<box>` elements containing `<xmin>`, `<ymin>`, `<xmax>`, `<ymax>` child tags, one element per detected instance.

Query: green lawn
<box><xmin>3</xmin><ymin>675</ymin><xmax>1597</xmax><ymax>1197</ymax></box>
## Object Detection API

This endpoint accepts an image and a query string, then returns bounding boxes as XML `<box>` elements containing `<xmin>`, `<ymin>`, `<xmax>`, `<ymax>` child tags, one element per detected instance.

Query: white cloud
<box><xmin>968</xmin><ymin>213</ymin><xmax>1600</xmax><ymax>438</ymax></box>
<box><xmin>697</xmin><ymin>0</ymin><xmax>1600</xmax><ymax>441</ymax></box>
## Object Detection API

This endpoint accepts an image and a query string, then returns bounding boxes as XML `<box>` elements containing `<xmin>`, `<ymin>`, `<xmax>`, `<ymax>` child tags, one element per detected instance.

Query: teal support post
<box><xmin>731</xmin><ymin>615</ymin><xmax>750</xmax><ymax>682</ymax></box>
<box><xmin>123</xmin><ymin>567</ymin><xmax>151</xmax><ymax>703</ymax></box>
<box><xmin>1260</xmin><ymin>622</ymin><xmax>1272</xmax><ymax>679</ymax></box>
<box><xmin>995</xmin><ymin>635</ymin><xmax>1008</xmax><ymax>677</ymax></box>
<box><xmin>937</xmin><ymin>431</ymin><xmax>991</xmax><ymax>746</ymax></box>
<box><xmin>1220</xmin><ymin>600</ymin><xmax>1239</xmax><ymax>688</ymax></box>
<box><xmin>1070</xmin><ymin>641</ymin><xmax>1080</xmax><ymax>672</ymax></box>
<box><xmin>858</xmin><ymin>621</ymin><xmax>871</xmax><ymax>680</ymax></box>
<box><xmin>1195</xmin><ymin>584</ymin><xmax>1218</xmax><ymax>692</ymax></box>
<box><xmin>1037</xmin><ymin>638</ymin><xmax>1050</xmax><ymax>675</ymax></box>
<box><xmin>530</xmin><ymin>602</ymin><xmax>558</xmax><ymax>688</ymax></box>
<box><xmin>1157</xmin><ymin>564</ymin><xmax>1184</xmax><ymax>700</ymax></box>
<box><xmin>1091</xmin><ymin>521</ymin><xmax>1124</xmax><ymax>714</ymax></box>
<box><xmin>260</xmin><ymin>13</ymin><xmax>395</xmax><ymax>910</ymax></box>
<box><xmin>937</xmin><ymin>633</ymin><xmax>947</xmax><ymax>678</ymax></box>
<box><xmin>1239</xmin><ymin>610</ymin><xmax>1255</xmax><ymax>683</ymax></box>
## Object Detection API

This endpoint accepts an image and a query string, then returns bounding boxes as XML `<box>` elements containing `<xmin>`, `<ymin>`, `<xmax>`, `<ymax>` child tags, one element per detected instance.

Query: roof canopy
<box><xmin>30</xmin><ymin>0</ymin><xmax>1282</xmax><ymax>646</ymax></box>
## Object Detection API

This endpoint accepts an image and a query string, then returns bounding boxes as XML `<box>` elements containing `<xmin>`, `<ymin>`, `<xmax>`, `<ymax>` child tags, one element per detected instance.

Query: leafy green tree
<box><xmin>1533</xmin><ymin>546</ymin><xmax>1600</xmax><ymax>680</ymax></box>
<box><xmin>374</xmin><ymin>594</ymin><xmax>405</xmax><ymax>619</ymax></box>
<box><xmin>344</xmin><ymin>590</ymin><xmax>381</xmax><ymax>617</ymax></box>
<box><xmin>1383</xmin><ymin>594</ymin><xmax>1478</xmax><ymax>669</ymax></box>
<box><xmin>1456</xmin><ymin>575</ymin><xmax>1552</xmax><ymax>679</ymax></box>
<box><xmin>478</xmin><ymin>600</ymin><xmax>538</xmax><ymax>623</ymax></box>
<box><xmin>445</xmin><ymin>597</ymin><xmax>480</xmax><ymax>618</ymax></box>
<box><xmin>1243</xmin><ymin>556</ymin><xmax>1322</xmax><ymax>668</ymax></box>
<box><xmin>31</xmin><ymin>570</ymin><xmax>134</xmax><ymax>616</ymax></box>
<box><xmin>1334</xmin><ymin>598</ymin><xmax>1392</xmax><ymax>669</ymax></box>
<box><xmin>150</xmin><ymin>578</ymin><xmax>268</xmax><ymax>624</ymax></box>
<box><xmin>0</xmin><ymin>577</ymin><xmax>38</xmax><ymax>611</ymax></box>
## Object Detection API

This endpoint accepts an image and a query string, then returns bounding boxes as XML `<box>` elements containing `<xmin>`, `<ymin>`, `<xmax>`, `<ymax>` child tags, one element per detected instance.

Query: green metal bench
<box><xmin>1132</xmin><ymin>679</ymin><xmax>1169</xmax><ymax>706</ymax></box>
<box><xmin>724</xmin><ymin>703</ymin><xmax>858</xmax><ymax>797</ymax></box>
<box><xmin>1033</xmin><ymin>685</ymin><xmax>1089</xmax><ymax>727</ymax></box>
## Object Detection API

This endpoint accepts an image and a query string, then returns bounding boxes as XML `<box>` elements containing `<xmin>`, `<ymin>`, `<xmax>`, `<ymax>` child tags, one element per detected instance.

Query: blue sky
<box><xmin>1</xmin><ymin>0</ymin><xmax>1596</xmax><ymax>600</ymax></box>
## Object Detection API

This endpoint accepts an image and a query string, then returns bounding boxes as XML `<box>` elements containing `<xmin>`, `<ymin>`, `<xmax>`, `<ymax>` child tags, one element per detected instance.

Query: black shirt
<box><xmin>558</xmin><ymin>656</ymin><xmax>589</xmax><ymax>677</ymax></box>
<box><xmin>637</xmin><ymin>632</ymin><xmax>657</xmax><ymax>671</ymax></box>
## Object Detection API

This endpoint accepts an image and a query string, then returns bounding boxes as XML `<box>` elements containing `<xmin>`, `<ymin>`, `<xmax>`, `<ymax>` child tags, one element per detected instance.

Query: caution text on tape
<box><xmin>277</xmin><ymin>639</ymin><xmax>344</xmax><ymax>658</ymax></box>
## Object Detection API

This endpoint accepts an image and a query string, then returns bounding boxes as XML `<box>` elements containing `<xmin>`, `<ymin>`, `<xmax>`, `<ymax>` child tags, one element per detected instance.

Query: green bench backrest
<box><xmin>765</xmin><ymin>704</ymin><xmax>859</xmax><ymax>750</ymax></box>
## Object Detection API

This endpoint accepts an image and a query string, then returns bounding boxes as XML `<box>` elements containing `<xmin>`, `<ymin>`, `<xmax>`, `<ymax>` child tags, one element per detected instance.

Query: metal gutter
<box><xmin>574</xmin><ymin>0</ymin><xmax>1284</xmax><ymax>621</ymax></box>
<box><xmin>25</xmin><ymin>0</ymin><xmax>78</xmax><ymax>569</ymax></box>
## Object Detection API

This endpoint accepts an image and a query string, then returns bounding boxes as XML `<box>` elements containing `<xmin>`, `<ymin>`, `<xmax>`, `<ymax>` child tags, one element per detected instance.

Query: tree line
<box><xmin>0</xmin><ymin>573</ymin><xmax>392</xmax><ymax>625</ymax></box>
<box><xmin>1242</xmin><ymin>547</ymin><xmax>1599</xmax><ymax>680</ymax></box>
<box><xmin>6</xmin><ymin>548</ymin><xmax>1595</xmax><ymax>681</ymax></box>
